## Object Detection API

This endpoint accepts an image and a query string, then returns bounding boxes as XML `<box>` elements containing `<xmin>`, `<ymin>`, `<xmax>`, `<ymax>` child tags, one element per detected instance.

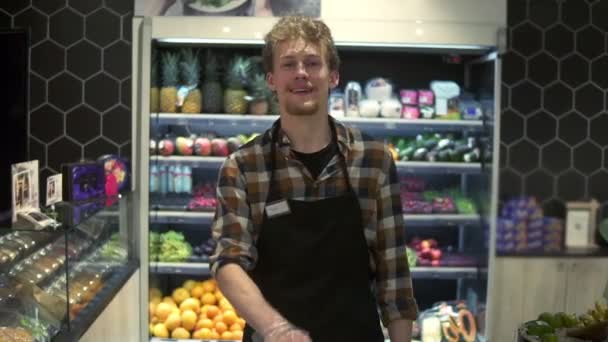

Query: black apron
<box><xmin>243</xmin><ymin>121</ymin><xmax>384</xmax><ymax>342</ymax></box>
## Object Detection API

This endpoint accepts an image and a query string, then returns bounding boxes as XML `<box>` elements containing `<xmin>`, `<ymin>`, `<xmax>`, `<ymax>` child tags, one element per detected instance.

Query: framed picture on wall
<box><xmin>565</xmin><ymin>200</ymin><xmax>600</xmax><ymax>249</ymax></box>
<box><xmin>11</xmin><ymin>160</ymin><xmax>39</xmax><ymax>223</ymax></box>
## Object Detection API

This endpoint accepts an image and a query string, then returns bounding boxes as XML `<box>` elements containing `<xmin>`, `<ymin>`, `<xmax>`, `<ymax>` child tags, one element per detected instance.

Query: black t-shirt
<box><xmin>292</xmin><ymin>142</ymin><xmax>338</xmax><ymax>180</ymax></box>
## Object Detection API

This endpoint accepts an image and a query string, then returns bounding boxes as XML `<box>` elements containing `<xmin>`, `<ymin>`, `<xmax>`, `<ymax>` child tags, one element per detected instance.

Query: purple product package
<box><xmin>57</xmin><ymin>199</ymin><xmax>105</xmax><ymax>226</ymax></box>
<box><xmin>418</xmin><ymin>90</ymin><xmax>434</xmax><ymax>106</ymax></box>
<box><xmin>402</xmin><ymin>106</ymin><xmax>420</xmax><ymax>119</ymax></box>
<box><xmin>400</xmin><ymin>90</ymin><xmax>418</xmax><ymax>105</ymax></box>
<box><xmin>62</xmin><ymin>162</ymin><xmax>105</xmax><ymax>202</ymax></box>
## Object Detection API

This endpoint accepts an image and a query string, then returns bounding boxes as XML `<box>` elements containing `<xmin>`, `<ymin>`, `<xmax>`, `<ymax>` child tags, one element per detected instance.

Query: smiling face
<box><xmin>267</xmin><ymin>38</ymin><xmax>339</xmax><ymax>116</ymax></box>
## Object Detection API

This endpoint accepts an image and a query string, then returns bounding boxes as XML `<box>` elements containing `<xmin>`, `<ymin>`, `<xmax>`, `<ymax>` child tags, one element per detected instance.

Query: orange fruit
<box><xmin>193</xmin><ymin>328</ymin><xmax>212</xmax><ymax>339</ymax></box>
<box><xmin>219</xmin><ymin>298</ymin><xmax>233</xmax><ymax>311</ymax></box>
<box><xmin>151</xmin><ymin>316</ymin><xmax>158</xmax><ymax>324</ymax></box>
<box><xmin>172</xmin><ymin>288</ymin><xmax>190</xmax><ymax>305</ymax></box>
<box><xmin>223</xmin><ymin>310</ymin><xmax>238</xmax><ymax>326</ymax></box>
<box><xmin>164</xmin><ymin>312</ymin><xmax>181</xmax><ymax>331</ymax></box>
<box><xmin>149</xmin><ymin>302</ymin><xmax>157</xmax><ymax>319</ymax></box>
<box><xmin>214</xmin><ymin>289</ymin><xmax>225</xmax><ymax>301</ymax></box>
<box><xmin>191</xmin><ymin>285</ymin><xmax>204</xmax><ymax>299</ymax></box>
<box><xmin>182</xmin><ymin>280</ymin><xmax>197</xmax><ymax>291</ymax></box>
<box><xmin>149</xmin><ymin>322</ymin><xmax>155</xmax><ymax>335</ymax></box>
<box><xmin>197</xmin><ymin>318</ymin><xmax>214</xmax><ymax>330</ymax></box>
<box><xmin>171</xmin><ymin>327</ymin><xmax>190</xmax><ymax>339</ymax></box>
<box><xmin>202</xmin><ymin>280</ymin><xmax>216</xmax><ymax>293</ymax></box>
<box><xmin>215</xmin><ymin>321</ymin><xmax>228</xmax><ymax>335</ymax></box>
<box><xmin>213</xmin><ymin>314</ymin><xmax>224</xmax><ymax>325</ymax></box>
<box><xmin>181</xmin><ymin>310</ymin><xmax>198</xmax><ymax>331</ymax></box>
<box><xmin>206</xmin><ymin>305</ymin><xmax>220</xmax><ymax>319</ymax></box>
<box><xmin>162</xmin><ymin>296</ymin><xmax>177</xmax><ymax>307</ymax></box>
<box><xmin>153</xmin><ymin>323</ymin><xmax>169</xmax><ymax>338</ymax></box>
<box><xmin>230</xmin><ymin>322</ymin><xmax>243</xmax><ymax>332</ymax></box>
<box><xmin>238</xmin><ymin>318</ymin><xmax>246</xmax><ymax>327</ymax></box>
<box><xmin>155</xmin><ymin>303</ymin><xmax>173</xmax><ymax>322</ymax></box>
<box><xmin>209</xmin><ymin>330</ymin><xmax>220</xmax><ymax>339</ymax></box>
<box><xmin>232</xmin><ymin>330</ymin><xmax>244</xmax><ymax>340</ymax></box>
<box><xmin>201</xmin><ymin>292</ymin><xmax>217</xmax><ymax>305</ymax></box>
<box><xmin>180</xmin><ymin>298</ymin><xmax>201</xmax><ymax>314</ymax></box>
<box><xmin>221</xmin><ymin>331</ymin><xmax>234</xmax><ymax>340</ymax></box>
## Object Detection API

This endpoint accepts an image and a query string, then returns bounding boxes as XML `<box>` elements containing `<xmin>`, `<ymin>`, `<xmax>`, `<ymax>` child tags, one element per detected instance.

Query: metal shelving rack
<box><xmin>133</xmin><ymin>13</ymin><xmax>504</xmax><ymax>341</ymax></box>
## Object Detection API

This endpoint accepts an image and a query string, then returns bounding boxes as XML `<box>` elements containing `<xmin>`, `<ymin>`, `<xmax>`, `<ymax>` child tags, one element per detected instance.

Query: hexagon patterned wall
<box><xmin>502</xmin><ymin>0</ymin><xmax>608</xmax><ymax>217</ymax></box>
<box><xmin>0</xmin><ymin>0</ymin><xmax>132</xmax><ymax>185</ymax></box>
<box><xmin>1</xmin><ymin>0</ymin><xmax>607</xmax><ymax>215</ymax></box>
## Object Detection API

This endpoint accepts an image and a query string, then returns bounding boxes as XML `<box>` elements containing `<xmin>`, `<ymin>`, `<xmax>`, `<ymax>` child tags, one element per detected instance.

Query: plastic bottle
<box><xmin>167</xmin><ymin>165</ymin><xmax>176</xmax><ymax>193</ymax></box>
<box><xmin>159</xmin><ymin>165</ymin><xmax>168</xmax><ymax>195</ymax></box>
<box><xmin>150</xmin><ymin>164</ymin><xmax>160</xmax><ymax>193</ymax></box>
<box><xmin>173</xmin><ymin>164</ymin><xmax>184</xmax><ymax>194</ymax></box>
<box><xmin>183</xmin><ymin>165</ymin><xmax>192</xmax><ymax>194</ymax></box>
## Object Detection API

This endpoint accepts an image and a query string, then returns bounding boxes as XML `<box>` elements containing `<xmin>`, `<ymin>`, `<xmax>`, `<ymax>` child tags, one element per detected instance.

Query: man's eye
<box><xmin>282</xmin><ymin>63</ymin><xmax>295</xmax><ymax>68</ymax></box>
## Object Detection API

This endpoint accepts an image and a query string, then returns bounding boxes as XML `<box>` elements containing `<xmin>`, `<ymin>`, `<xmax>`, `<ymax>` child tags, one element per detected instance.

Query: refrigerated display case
<box><xmin>132</xmin><ymin>5</ymin><xmax>505</xmax><ymax>340</ymax></box>
<box><xmin>0</xmin><ymin>195</ymin><xmax>138</xmax><ymax>341</ymax></box>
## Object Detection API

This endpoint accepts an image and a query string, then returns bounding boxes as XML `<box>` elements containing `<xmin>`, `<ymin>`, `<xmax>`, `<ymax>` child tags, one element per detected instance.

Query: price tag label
<box><xmin>384</xmin><ymin>122</ymin><xmax>397</xmax><ymax>130</ymax></box>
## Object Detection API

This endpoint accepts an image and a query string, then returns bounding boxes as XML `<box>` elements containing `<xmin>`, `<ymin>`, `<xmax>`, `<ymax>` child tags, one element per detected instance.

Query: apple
<box><xmin>150</xmin><ymin>139</ymin><xmax>157</xmax><ymax>155</ymax></box>
<box><xmin>431</xmin><ymin>260</ymin><xmax>440</xmax><ymax>267</ymax></box>
<box><xmin>158</xmin><ymin>138</ymin><xmax>175</xmax><ymax>156</ymax></box>
<box><xmin>194</xmin><ymin>137</ymin><xmax>212</xmax><ymax>156</ymax></box>
<box><xmin>420</xmin><ymin>240</ymin><xmax>431</xmax><ymax>250</ymax></box>
<box><xmin>227</xmin><ymin>137</ymin><xmax>241</xmax><ymax>154</ymax></box>
<box><xmin>211</xmin><ymin>138</ymin><xmax>229</xmax><ymax>157</ymax></box>
<box><xmin>420</xmin><ymin>247</ymin><xmax>432</xmax><ymax>259</ymax></box>
<box><xmin>430</xmin><ymin>249</ymin><xmax>442</xmax><ymax>260</ymax></box>
<box><xmin>175</xmin><ymin>136</ymin><xmax>194</xmax><ymax>156</ymax></box>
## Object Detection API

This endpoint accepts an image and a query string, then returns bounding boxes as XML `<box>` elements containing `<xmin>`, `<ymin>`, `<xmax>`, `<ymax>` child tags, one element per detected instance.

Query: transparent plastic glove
<box><xmin>258</xmin><ymin>320</ymin><xmax>312</xmax><ymax>342</ymax></box>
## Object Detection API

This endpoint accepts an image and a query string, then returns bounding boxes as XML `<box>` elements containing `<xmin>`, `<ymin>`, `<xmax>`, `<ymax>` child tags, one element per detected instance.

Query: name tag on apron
<box><xmin>265</xmin><ymin>200</ymin><xmax>291</xmax><ymax>218</ymax></box>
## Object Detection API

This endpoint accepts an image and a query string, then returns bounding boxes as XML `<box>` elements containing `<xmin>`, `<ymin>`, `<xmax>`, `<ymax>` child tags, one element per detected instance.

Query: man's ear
<box><xmin>329</xmin><ymin>70</ymin><xmax>339</xmax><ymax>89</ymax></box>
<box><xmin>266</xmin><ymin>72</ymin><xmax>276</xmax><ymax>91</ymax></box>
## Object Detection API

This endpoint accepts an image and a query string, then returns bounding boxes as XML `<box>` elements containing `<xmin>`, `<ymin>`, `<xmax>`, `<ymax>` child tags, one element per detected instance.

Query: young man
<box><xmin>211</xmin><ymin>16</ymin><xmax>418</xmax><ymax>342</ymax></box>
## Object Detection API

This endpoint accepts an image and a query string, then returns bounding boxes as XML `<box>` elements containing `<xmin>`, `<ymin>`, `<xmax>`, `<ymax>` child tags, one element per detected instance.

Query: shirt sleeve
<box><xmin>375</xmin><ymin>147</ymin><xmax>419</xmax><ymax>326</ymax></box>
<box><xmin>209</xmin><ymin>155</ymin><xmax>258</xmax><ymax>276</ymax></box>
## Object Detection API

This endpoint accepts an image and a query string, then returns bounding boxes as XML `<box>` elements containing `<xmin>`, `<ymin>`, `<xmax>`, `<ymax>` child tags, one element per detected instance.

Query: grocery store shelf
<box><xmin>151</xmin><ymin>156</ymin><xmax>226</xmax><ymax>168</ymax></box>
<box><xmin>149</xmin><ymin>261</ymin><xmax>484</xmax><ymax>279</ymax></box>
<box><xmin>152</xmin><ymin>113</ymin><xmax>485</xmax><ymax>135</ymax></box>
<box><xmin>150</xmin><ymin>211</ymin><xmax>214</xmax><ymax>225</ymax></box>
<box><xmin>149</xmin><ymin>262</ymin><xmax>211</xmax><ymax>276</ymax></box>
<box><xmin>403</xmin><ymin>214</ymin><xmax>482</xmax><ymax>226</ymax></box>
<box><xmin>149</xmin><ymin>211</ymin><xmax>481</xmax><ymax>226</ymax></box>
<box><xmin>151</xmin><ymin>156</ymin><xmax>482</xmax><ymax>174</ymax></box>
<box><xmin>411</xmin><ymin>266</ymin><xmax>486</xmax><ymax>279</ymax></box>
<box><xmin>396</xmin><ymin>161</ymin><xmax>482</xmax><ymax>174</ymax></box>
<box><xmin>150</xmin><ymin>339</ymin><xmax>239</xmax><ymax>342</ymax></box>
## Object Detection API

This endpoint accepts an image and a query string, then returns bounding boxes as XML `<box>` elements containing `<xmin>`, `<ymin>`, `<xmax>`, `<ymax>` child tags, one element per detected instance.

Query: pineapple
<box><xmin>160</xmin><ymin>51</ymin><xmax>179</xmax><ymax>113</ymax></box>
<box><xmin>150</xmin><ymin>49</ymin><xmax>160</xmax><ymax>113</ymax></box>
<box><xmin>179</xmin><ymin>48</ymin><xmax>202</xmax><ymax>113</ymax></box>
<box><xmin>202</xmin><ymin>52</ymin><xmax>223</xmax><ymax>113</ymax></box>
<box><xmin>249</xmin><ymin>73</ymin><xmax>270</xmax><ymax>115</ymax></box>
<box><xmin>224</xmin><ymin>56</ymin><xmax>251</xmax><ymax>114</ymax></box>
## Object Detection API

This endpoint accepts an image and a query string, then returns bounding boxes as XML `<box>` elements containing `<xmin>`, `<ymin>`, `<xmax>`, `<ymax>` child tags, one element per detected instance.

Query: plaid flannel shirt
<box><xmin>210</xmin><ymin>116</ymin><xmax>418</xmax><ymax>325</ymax></box>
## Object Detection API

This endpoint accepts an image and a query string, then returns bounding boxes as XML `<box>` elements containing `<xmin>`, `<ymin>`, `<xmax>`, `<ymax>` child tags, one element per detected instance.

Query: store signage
<box><xmin>565</xmin><ymin>200</ymin><xmax>600</xmax><ymax>249</ymax></box>
<box><xmin>11</xmin><ymin>160</ymin><xmax>39</xmax><ymax>223</ymax></box>
<box><xmin>135</xmin><ymin>0</ymin><xmax>321</xmax><ymax>17</ymax></box>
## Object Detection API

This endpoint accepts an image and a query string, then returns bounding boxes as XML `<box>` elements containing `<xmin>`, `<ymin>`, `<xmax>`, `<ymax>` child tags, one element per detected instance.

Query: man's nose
<box><xmin>295</xmin><ymin>62</ymin><xmax>309</xmax><ymax>78</ymax></box>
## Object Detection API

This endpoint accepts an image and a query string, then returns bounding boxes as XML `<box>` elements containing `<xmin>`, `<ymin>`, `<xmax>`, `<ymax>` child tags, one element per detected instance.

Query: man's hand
<box><xmin>263</xmin><ymin>322</ymin><xmax>311</xmax><ymax>342</ymax></box>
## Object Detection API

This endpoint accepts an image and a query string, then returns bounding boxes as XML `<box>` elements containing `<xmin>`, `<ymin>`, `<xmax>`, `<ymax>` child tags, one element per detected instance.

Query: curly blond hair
<box><xmin>262</xmin><ymin>16</ymin><xmax>340</xmax><ymax>73</ymax></box>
